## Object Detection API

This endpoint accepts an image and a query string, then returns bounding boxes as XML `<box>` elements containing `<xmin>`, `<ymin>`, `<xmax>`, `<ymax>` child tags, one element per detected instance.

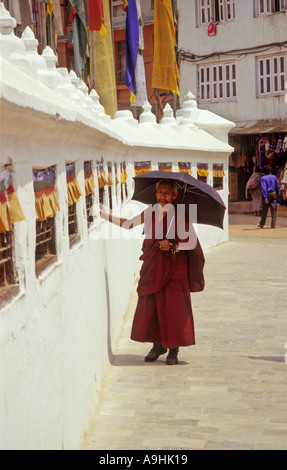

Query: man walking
<box><xmin>257</xmin><ymin>166</ymin><xmax>279</xmax><ymax>229</ymax></box>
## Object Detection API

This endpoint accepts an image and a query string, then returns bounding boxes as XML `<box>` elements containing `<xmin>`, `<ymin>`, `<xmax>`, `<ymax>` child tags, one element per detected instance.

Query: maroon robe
<box><xmin>131</xmin><ymin>206</ymin><xmax>205</xmax><ymax>349</ymax></box>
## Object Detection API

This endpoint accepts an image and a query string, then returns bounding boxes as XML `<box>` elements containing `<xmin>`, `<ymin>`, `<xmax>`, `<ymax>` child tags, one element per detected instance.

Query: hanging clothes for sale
<box><xmin>275</xmin><ymin>135</ymin><xmax>283</xmax><ymax>154</ymax></box>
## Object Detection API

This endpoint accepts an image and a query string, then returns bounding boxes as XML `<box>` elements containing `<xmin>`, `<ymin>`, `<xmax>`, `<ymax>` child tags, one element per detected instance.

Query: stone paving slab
<box><xmin>82</xmin><ymin>219</ymin><xmax>287</xmax><ymax>451</ymax></box>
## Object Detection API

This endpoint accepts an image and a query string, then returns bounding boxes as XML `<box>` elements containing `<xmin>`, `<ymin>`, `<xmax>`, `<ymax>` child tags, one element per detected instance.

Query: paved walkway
<box><xmin>83</xmin><ymin>214</ymin><xmax>287</xmax><ymax>450</ymax></box>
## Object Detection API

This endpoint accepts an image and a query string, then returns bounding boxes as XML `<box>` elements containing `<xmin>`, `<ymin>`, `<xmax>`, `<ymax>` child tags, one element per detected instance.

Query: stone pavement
<box><xmin>82</xmin><ymin>213</ymin><xmax>287</xmax><ymax>451</ymax></box>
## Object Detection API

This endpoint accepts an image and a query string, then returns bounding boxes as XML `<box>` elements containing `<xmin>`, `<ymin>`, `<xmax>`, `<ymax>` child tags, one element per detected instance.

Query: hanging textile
<box><xmin>84</xmin><ymin>161</ymin><xmax>96</xmax><ymax>196</ymax></box>
<box><xmin>97</xmin><ymin>163</ymin><xmax>109</xmax><ymax>189</ymax></box>
<box><xmin>124</xmin><ymin>0</ymin><xmax>139</xmax><ymax>104</ymax></box>
<box><xmin>51</xmin><ymin>0</ymin><xmax>64</xmax><ymax>36</ymax></box>
<box><xmin>207</xmin><ymin>22</ymin><xmax>219</xmax><ymax>36</ymax></box>
<box><xmin>197</xmin><ymin>164</ymin><xmax>209</xmax><ymax>177</ymax></box>
<box><xmin>33</xmin><ymin>168</ymin><xmax>59</xmax><ymax>222</ymax></box>
<box><xmin>8</xmin><ymin>0</ymin><xmax>21</xmax><ymax>25</ymax></box>
<box><xmin>213</xmin><ymin>164</ymin><xmax>225</xmax><ymax>177</ymax></box>
<box><xmin>47</xmin><ymin>0</ymin><xmax>54</xmax><ymax>16</ymax></box>
<box><xmin>131</xmin><ymin>0</ymin><xmax>147</xmax><ymax>107</ymax></box>
<box><xmin>0</xmin><ymin>167</ymin><xmax>26</xmax><ymax>233</ymax></box>
<box><xmin>88</xmin><ymin>0</ymin><xmax>107</xmax><ymax>36</ymax></box>
<box><xmin>92</xmin><ymin>0</ymin><xmax>117</xmax><ymax>118</ymax></box>
<box><xmin>152</xmin><ymin>0</ymin><xmax>180</xmax><ymax>96</ymax></box>
<box><xmin>178</xmin><ymin>162</ymin><xmax>192</xmax><ymax>175</ymax></box>
<box><xmin>66</xmin><ymin>163</ymin><xmax>82</xmax><ymax>206</ymax></box>
<box><xmin>16</xmin><ymin>0</ymin><xmax>32</xmax><ymax>32</ymax></box>
<box><xmin>134</xmin><ymin>161</ymin><xmax>151</xmax><ymax>176</ymax></box>
<box><xmin>69</xmin><ymin>0</ymin><xmax>87</xmax><ymax>78</ymax></box>
<box><xmin>158</xmin><ymin>162</ymin><xmax>172</xmax><ymax>172</ymax></box>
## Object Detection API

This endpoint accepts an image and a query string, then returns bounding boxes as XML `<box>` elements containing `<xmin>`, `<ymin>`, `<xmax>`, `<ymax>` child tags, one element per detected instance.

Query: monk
<box><xmin>100</xmin><ymin>179</ymin><xmax>205</xmax><ymax>365</ymax></box>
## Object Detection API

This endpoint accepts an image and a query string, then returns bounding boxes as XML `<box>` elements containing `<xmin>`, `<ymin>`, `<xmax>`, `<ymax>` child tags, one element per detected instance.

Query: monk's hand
<box><xmin>159</xmin><ymin>240</ymin><xmax>171</xmax><ymax>252</ymax></box>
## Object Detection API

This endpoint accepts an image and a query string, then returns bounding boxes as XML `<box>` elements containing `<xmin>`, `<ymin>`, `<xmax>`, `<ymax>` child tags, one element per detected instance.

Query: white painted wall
<box><xmin>0</xmin><ymin>4</ymin><xmax>234</xmax><ymax>450</ymax></box>
<box><xmin>178</xmin><ymin>0</ymin><xmax>287</xmax><ymax>122</ymax></box>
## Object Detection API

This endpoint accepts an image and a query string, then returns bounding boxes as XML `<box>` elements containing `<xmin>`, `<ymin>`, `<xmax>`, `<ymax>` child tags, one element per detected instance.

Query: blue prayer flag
<box><xmin>124</xmin><ymin>0</ymin><xmax>139</xmax><ymax>100</ymax></box>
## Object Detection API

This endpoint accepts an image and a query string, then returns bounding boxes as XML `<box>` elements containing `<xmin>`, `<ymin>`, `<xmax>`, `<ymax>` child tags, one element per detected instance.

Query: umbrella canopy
<box><xmin>132</xmin><ymin>170</ymin><xmax>226</xmax><ymax>229</ymax></box>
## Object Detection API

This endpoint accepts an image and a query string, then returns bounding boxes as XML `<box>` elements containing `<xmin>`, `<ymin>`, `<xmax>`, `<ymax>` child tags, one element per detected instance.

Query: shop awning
<box><xmin>229</xmin><ymin>119</ymin><xmax>287</xmax><ymax>136</ymax></box>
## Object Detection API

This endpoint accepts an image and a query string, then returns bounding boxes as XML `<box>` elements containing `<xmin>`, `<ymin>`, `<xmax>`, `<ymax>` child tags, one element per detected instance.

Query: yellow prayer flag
<box><xmin>152</xmin><ymin>0</ymin><xmax>180</xmax><ymax>95</ymax></box>
<box><xmin>47</xmin><ymin>0</ymin><xmax>54</xmax><ymax>16</ymax></box>
<box><xmin>100</xmin><ymin>23</ymin><xmax>108</xmax><ymax>37</ymax></box>
<box><xmin>92</xmin><ymin>0</ymin><xmax>117</xmax><ymax>118</ymax></box>
<box><xmin>130</xmin><ymin>92</ymin><xmax>137</xmax><ymax>104</ymax></box>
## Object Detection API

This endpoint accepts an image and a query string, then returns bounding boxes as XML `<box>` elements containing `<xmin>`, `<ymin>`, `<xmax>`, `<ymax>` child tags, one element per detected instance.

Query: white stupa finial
<box><xmin>139</xmin><ymin>101</ymin><xmax>156</xmax><ymax>124</ymax></box>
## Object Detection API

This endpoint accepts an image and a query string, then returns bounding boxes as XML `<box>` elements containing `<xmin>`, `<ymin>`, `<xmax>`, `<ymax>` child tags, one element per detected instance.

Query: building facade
<box><xmin>177</xmin><ymin>0</ymin><xmax>287</xmax><ymax>202</ymax></box>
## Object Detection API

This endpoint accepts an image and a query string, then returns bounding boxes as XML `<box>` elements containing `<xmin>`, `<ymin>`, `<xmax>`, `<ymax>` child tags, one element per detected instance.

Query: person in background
<box><xmin>245</xmin><ymin>167</ymin><xmax>263</xmax><ymax>216</ymax></box>
<box><xmin>257</xmin><ymin>166</ymin><xmax>279</xmax><ymax>229</ymax></box>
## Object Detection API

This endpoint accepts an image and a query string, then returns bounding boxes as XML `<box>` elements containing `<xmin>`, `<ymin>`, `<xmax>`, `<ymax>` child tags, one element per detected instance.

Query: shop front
<box><xmin>228</xmin><ymin>119</ymin><xmax>287</xmax><ymax>207</ymax></box>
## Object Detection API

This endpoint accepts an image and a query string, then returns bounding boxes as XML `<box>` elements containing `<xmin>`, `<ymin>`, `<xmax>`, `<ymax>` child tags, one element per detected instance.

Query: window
<box><xmin>256</xmin><ymin>0</ymin><xmax>287</xmax><ymax>16</ymax></box>
<box><xmin>134</xmin><ymin>162</ymin><xmax>152</xmax><ymax>176</ymax></box>
<box><xmin>35</xmin><ymin>218</ymin><xmax>57</xmax><ymax>276</ymax></box>
<box><xmin>66</xmin><ymin>163</ymin><xmax>82</xmax><ymax>247</ymax></box>
<box><xmin>0</xmin><ymin>230</ymin><xmax>18</xmax><ymax>302</ymax></box>
<box><xmin>178</xmin><ymin>162</ymin><xmax>192</xmax><ymax>175</ymax></box>
<box><xmin>33</xmin><ymin>167</ymin><xmax>59</xmax><ymax>276</ymax></box>
<box><xmin>257</xmin><ymin>53</ymin><xmax>287</xmax><ymax>96</ymax></box>
<box><xmin>84</xmin><ymin>161</ymin><xmax>96</xmax><ymax>228</ymax></box>
<box><xmin>97</xmin><ymin>161</ymin><xmax>109</xmax><ymax>206</ymax></box>
<box><xmin>197</xmin><ymin>164</ymin><xmax>209</xmax><ymax>183</ymax></box>
<box><xmin>107</xmin><ymin>162</ymin><xmax>114</xmax><ymax>212</ymax></box>
<box><xmin>1</xmin><ymin>166</ymin><xmax>25</xmax><ymax>299</ymax></box>
<box><xmin>213</xmin><ymin>164</ymin><xmax>225</xmax><ymax>190</ymax></box>
<box><xmin>198</xmin><ymin>0</ymin><xmax>235</xmax><ymax>26</ymax></box>
<box><xmin>120</xmin><ymin>162</ymin><xmax>128</xmax><ymax>204</ymax></box>
<box><xmin>112</xmin><ymin>0</ymin><xmax>126</xmax><ymax>19</ymax></box>
<box><xmin>158</xmin><ymin>163</ymin><xmax>173</xmax><ymax>172</ymax></box>
<box><xmin>116</xmin><ymin>40</ymin><xmax>126</xmax><ymax>85</ymax></box>
<box><xmin>198</xmin><ymin>62</ymin><xmax>236</xmax><ymax>102</ymax></box>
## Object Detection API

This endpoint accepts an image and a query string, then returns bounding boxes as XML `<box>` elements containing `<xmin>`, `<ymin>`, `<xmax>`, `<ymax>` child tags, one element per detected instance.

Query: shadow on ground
<box><xmin>110</xmin><ymin>354</ymin><xmax>188</xmax><ymax>367</ymax></box>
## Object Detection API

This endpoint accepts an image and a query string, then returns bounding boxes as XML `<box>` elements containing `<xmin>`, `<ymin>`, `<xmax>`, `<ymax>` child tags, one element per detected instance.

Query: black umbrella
<box><xmin>132</xmin><ymin>170</ymin><xmax>226</xmax><ymax>229</ymax></box>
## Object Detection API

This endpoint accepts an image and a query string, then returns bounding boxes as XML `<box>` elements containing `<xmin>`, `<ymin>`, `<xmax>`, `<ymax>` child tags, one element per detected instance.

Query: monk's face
<box><xmin>156</xmin><ymin>182</ymin><xmax>177</xmax><ymax>207</ymax></box>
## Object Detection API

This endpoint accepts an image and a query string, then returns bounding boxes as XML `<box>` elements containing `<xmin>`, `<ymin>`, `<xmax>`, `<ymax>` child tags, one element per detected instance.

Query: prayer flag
<box><xmin>52</xmin><ymin>0</ymin><xmax>63</xmax><ymax>36</ymax></box>
<box><xmin>124</xmin><ymin>0</ymin><xmax>139</xmax><ymax>102</ymax></box>
<box><xmin>47</xmin><ymin>0</ymin><xmax>54</xmax><ymax>16</ymax></box>
<box><xmin>122</xmin><ymin>0</ymin><xmax>128</xmax><ymax>11</ymax></box>
<box><xmin>69</xmin><ymin>0</ymin><xmax>87</xmax><ymax>77</ymax></box>
<box><xmin>0</xmin><ymin>167</ymin><xmax>26</xmax><ymax>233</ymax></box>
<box><xmin>92</xmin><ymin>0</ymin><xmax>117</xmax><ymax>118</ymax></box>
<box><xmin>131</xmin><ymin>0</ymin><xmax>147</xmax><ymax>107</ymax></box>
<box><xmin>84</xmin><ymin>162</ymin><xmax>96</xmax><ymax>196</ymax></box>
<box><xmin>14</xmin><ymin>0</ymin><xmax>32</xmax><ymax>32</ymax></box>
<box><xmin>88</xmin><ymin>0</ymin><xmax>107</xmax><ymax>37</ymax></box>
<box><xmin>152</xmin><ymin>0</ymin><xmax>180</xmax><ymax>95</ymax></box>
<box><xmin>33</xmin><ymin>168</ymin><xmax>59</xmax><ymax>222</ymax></box>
